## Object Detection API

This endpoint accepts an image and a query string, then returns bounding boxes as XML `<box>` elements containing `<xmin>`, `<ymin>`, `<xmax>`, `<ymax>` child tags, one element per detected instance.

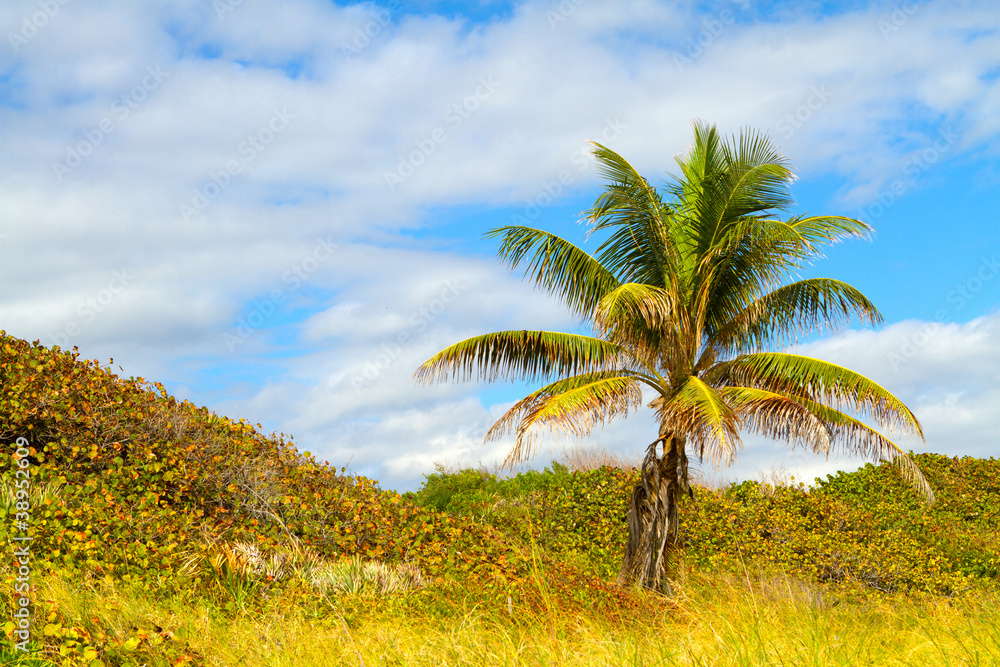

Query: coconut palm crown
<box><xmin>414</xmin><ymin>121</ymin><xmax>932</xmax><ymax>591</ymax></box>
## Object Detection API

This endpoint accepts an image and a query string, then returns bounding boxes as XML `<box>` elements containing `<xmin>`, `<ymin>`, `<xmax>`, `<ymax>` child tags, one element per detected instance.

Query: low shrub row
<box><xmin>407</xmin><ymin>454</ymin><xmax>1000</xmax><ymax>596</ymax></box>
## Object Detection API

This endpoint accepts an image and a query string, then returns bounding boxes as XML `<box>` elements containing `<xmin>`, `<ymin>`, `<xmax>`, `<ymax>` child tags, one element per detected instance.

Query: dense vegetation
<box><xmin>409</xmin><ymin>454</ymin><xmax>1000</xmax><ymax>595</ymax></box>
<box><xmin>416</xmin><ymin>126</ymin><xmax>933</xmax><ymax>592</ymax></box>
<box><xmin>1</xmin><ymin>331</ymin><xmax>998</xmax><ymax>665</ymax></box>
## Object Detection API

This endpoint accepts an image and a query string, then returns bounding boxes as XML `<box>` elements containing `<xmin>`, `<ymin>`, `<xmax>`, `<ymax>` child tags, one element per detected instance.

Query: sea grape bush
<box><xmin>1</xmin><ymin>330</ymin><xmax>998</xmax><ymax>663</ymax></box>
<box><xmin>410</xmin><ymin>454</ymin><xmax>1000</xmax><ymax>596</ymax></box>
<box><xmin>408</xmin><ymin>462</ymin><xmax>638</xmax><ymax>580</ymax></box>
<box><xmin>0</xmin><ymin>333</ymin><xmax>534</xmax><ymax>589</ymax></box>
<box><xmin>0</xmin><ymin>334</ymin><xmax>598</xmax><ymax>612</ymax></box>
<box><xmin>0</xmin><ymin>332</ymin><xmax>581</xmax><ymax>662</ymax></box>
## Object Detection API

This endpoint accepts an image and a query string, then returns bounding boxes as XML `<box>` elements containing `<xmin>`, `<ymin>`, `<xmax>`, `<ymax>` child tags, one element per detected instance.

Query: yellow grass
<box><xmin>11</xmin><ymin>568</ymin><xmax>998</xmax><ymax>666</ymax></box>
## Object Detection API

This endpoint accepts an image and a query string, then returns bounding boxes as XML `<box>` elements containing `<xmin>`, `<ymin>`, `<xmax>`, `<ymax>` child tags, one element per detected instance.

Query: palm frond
<box><xmin>713</xmin><ymin>278</ymin><xmax>883</xmax><ymax>354</ymax></box>
<box><xmin>485</xmin><ymin>226</ymin><xmax>620</xmax><ymax>318</ymax></box>
<box><xmin>786</xmin><ymin>214</ymin><xmax>872</xmax><ymax>256</ymax></box>
<box><xmin>680</xmin><ymin>124</ymin><xmax>795</xmax><ymax>264</ymax></box>
<box><xmin>592</xmin><ymin>283</ymin><xmax>682</xmax><ymax>364</ymax></box>
<box><xmin>488</xmin><ymin>372</ymin><xmax>645</xmax><ymax>465</ymax></box>
<box><xmin>722</xmin><ymin>127</ymin><xmax>795</xmax><ymax>212</ymax></box>
<box><xmin>708</xmin><ymin>353</ymin><xmax>923</xmax><ymax>438</ymax></box>
<box><xmin>719</xmin><ymin>386</ymin><xmax>832</xmax><ymax>456</ymax></box>
<box><xmin>589</xmin><ymin>142</ymin><xmax>664</xmax><ymax>211</ymax></box>
<box><xmin>674</xmin><ymin>119</ymin><xmax>720</xmax><ymax>186</ymax></box>
<box><xmin>413</xmin><ymin>331</ymin><xmax>625</xmax><ymax>385</ymax></box>
<box><xmin>595</xmin><ymin>282</ymin><xmax>677</xmax><ymax>327</ymax></box>
<box><xmin>693</xmin><ymin>217</ymin><xmax>807</xmax><ymax>345</ymax></box>
<box><xmin>786</xmin><ymin>397</ymin><xmax>934</xmax><ymax>504</ymax></box>
<box><xmin>654</xmin><ymin>376</ymin><xmax>741</xmax><ymax>466</ymax></box>
<box><xmin>586</xmin><ymin>143</ymin><xmax>678</xmax><ymax>285</ymax></box>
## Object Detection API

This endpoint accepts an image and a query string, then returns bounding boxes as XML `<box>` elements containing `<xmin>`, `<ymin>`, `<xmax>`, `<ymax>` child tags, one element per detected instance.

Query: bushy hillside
<box><xmin>0</xmin><ymin>333</ymin><xmax>639</xmax><ymax>664</ymax></box>
<box><xmin>1</xmin><ymin>331</ymin><xmax>998</xmax><ymax>665</ymax></box>
<box><xmin>0</xmin><ymin>333</ymin><xmax>553</xmax><ymax>577</ymax></box>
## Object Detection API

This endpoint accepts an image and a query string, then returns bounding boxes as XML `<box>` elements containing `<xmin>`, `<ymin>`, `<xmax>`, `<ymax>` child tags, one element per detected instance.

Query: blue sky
<box><xmin>1</xmin><ymin>0</ymin><xmax>998</xmax><ymax>491</ymax></box>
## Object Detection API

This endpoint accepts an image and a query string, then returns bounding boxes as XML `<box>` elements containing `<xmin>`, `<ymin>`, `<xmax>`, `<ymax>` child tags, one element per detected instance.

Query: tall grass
<box><xmin>555</xmin><ymin>445</ymin><xmax>640</xmax><ymax>473</ymax></box>
<box><xmin>11</xmin><ymin>569</ymin><xmax>998</xmax><ymax>666</ymax></box>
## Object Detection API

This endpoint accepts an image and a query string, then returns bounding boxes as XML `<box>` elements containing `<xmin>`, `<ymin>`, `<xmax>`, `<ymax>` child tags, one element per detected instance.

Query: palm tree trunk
<box><xmin>618</xmin><ymin>432</ymin><xmax>690</xmax><ymax>593</ymax></box>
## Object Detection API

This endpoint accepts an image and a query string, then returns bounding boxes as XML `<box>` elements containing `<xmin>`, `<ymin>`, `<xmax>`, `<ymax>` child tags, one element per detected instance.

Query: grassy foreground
<box><xmin>2</xmin><ymin>333</ymin><xmax>999</xmax><ymax>665</ymax></box>
<box><xmin>5</xmin><ymin>568</ymin><xmax>999</xmax><ymax>666</ymax></box>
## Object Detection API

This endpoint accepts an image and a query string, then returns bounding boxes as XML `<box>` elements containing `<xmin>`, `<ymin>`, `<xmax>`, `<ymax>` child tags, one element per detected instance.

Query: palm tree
<box><xmin>414</xmin><ymin>121</ymin><xmax>933</xmax><ymax>592</ymax></box>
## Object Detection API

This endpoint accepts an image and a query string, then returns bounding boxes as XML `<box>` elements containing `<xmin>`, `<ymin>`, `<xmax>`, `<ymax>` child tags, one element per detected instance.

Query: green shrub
<box><xmin>3</xmin><ymin>327</ymin><xmax>999</xmax><ymax>667</ymax></box>
<box><xmin>410</xmin><ymin>451</ymin><xmax>1000</xmax><ymax>596</ymax></box>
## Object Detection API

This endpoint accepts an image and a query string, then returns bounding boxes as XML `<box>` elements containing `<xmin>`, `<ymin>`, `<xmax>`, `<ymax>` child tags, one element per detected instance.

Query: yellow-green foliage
<box><xmin>0</xmin><ymin>332</ymin><xmax>639</xmax><ymax>662</ymax></box>
<box><xmin>409</xmin><ymin>454</ymin><xmax>1000</xmax><ymax>596</ymax></box>
<box><xmin>679</xmin><ymin>455</ymin><xmax>1000</xmax><ymax>595</ymax></box>
<box><xmin>0</xmin><ymin>333</ymin><xmax>526</xmax><ymax>584</ymax></box>
<box><xmin>3</xmin><ymin>330</ymin><xmax>1000</xmax><ymax>665</ymax></box>
<box><xmin>4</xmin><ymin>569</ymin><xmax>999</xmax><ymax>666</ymax></box>
<box><xmin>1</xmin><ymin>334</ymin><xmax>350</xmax><ymax>581</ymax></box>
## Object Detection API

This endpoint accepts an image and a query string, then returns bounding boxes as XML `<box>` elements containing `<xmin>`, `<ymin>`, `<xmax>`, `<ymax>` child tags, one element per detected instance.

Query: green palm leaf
<box><xmin>655</xmin><ymin>376</ymin><xmax>741</xmax><ymax>465</ymax></box>
<box><xmin>786</xmin><ymin>396</ymin><xmax>934</xmax><ymax>503</ymax></box>
<box><xmin>786</xmin><ymin>214</ymin><xmax>873</xmax><ymax>256</ymax></box>
<box><xmin>486</xmin><ymin>226</ymin><xmax>620</xmax><ymax>318</ymax></box>
<box><xmin>719</xmin><ymin>386</ymin><xmax>832</xmax><ymax>456</ymax></box>
<box><xmin>709</xmin><ymin>352</ymin><xmax>923</xmax><ymax>437</ymax></box>
<box><xmin>413</xmin><ymin>331</ymin><xmax>625</xmax><ymax>385</ymax></box>
<box><xmin>713</xmin><ymin>278</ymin><xmax>883</xmax><ymax>354</ymax></box>
<box><xmin>586</xmin><ymin>143</ymin><xmax>678</xmax><ymax>286</ymax></box>
<box><xmin>593</xmin><ymin>283</ymin><xmax>682</xmax><ymax>364</ymax></box>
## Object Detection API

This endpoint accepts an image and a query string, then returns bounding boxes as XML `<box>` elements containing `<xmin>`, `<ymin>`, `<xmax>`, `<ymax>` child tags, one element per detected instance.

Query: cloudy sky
<box><xmin>1</xmin><ymin>0</ymin><xmax>998</xmax><ymax>492</ymax></box>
